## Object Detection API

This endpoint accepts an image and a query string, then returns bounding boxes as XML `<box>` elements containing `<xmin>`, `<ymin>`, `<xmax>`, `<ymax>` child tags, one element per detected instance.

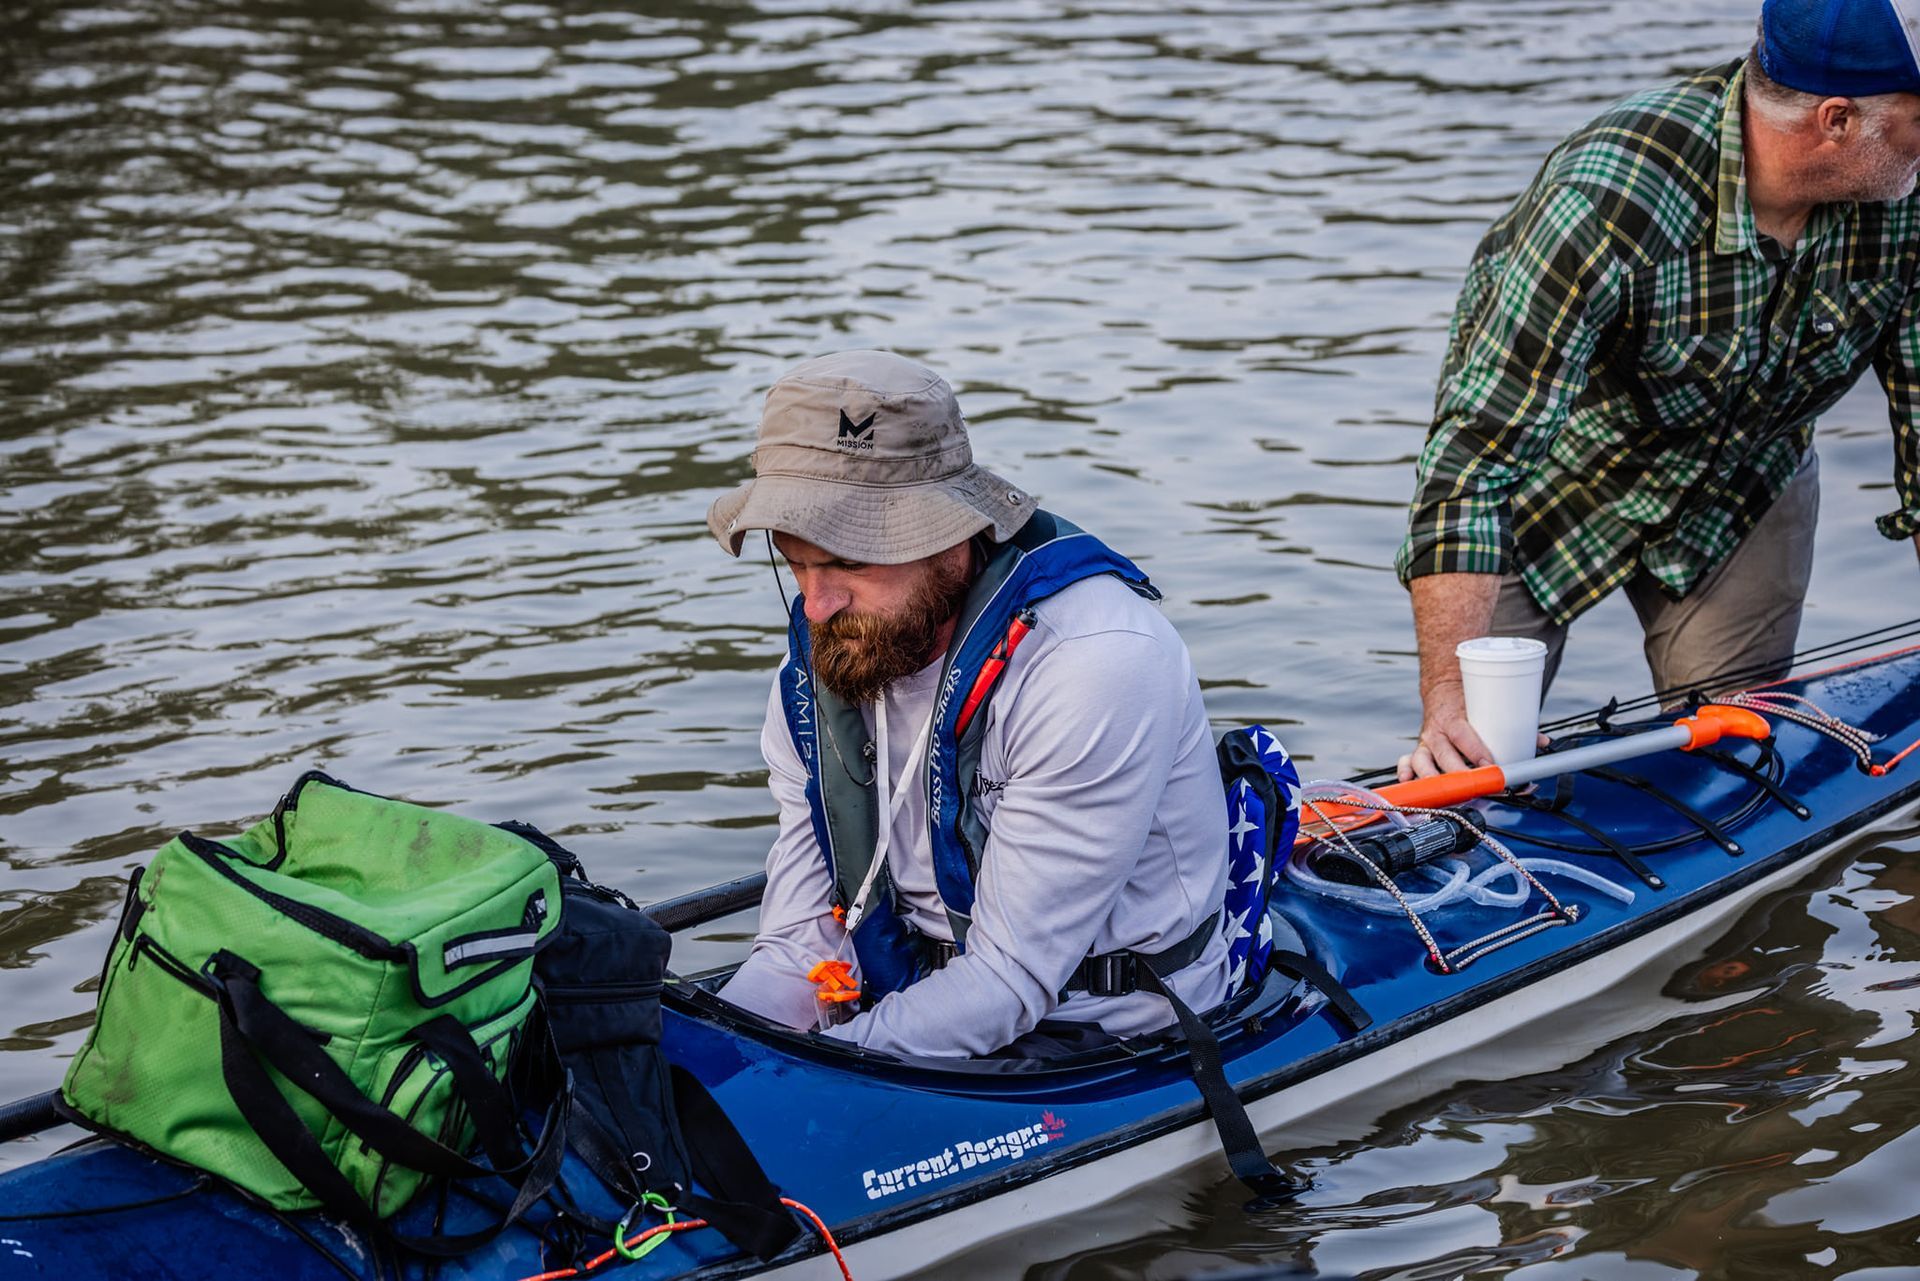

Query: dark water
<box><xmin>2</xmin><ymin>1</ymin><xmax>1916</xmax><ymax>1276</ymax></box>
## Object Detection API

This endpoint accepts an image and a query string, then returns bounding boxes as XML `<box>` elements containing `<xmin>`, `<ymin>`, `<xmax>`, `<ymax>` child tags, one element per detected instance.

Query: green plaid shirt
<box><xmin>1398</xmin><ymin>60</ymin><xmax>1920</xmax><ymax>624</ymax></box>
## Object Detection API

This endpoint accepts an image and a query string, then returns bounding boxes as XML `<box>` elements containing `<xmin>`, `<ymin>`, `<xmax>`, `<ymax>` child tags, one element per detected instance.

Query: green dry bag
<box><xmin>61</xmin><ymin>770</ymin><xmax>566</xmax><ymax>1246</ymax></box>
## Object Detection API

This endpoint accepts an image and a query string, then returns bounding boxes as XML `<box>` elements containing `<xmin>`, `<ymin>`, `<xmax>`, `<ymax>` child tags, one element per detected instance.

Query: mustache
<box><xmin>808</xmin><ymin>557</ymin><xmax>972</xmax><ymax>704</ymax></box>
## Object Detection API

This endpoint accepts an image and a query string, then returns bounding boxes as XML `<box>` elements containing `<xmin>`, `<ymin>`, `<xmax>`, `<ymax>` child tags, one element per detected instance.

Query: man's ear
<box><xmin>1815</xmin><ymin>96</ymin><xmax>1859</xmax><ymax>142</ymax></box>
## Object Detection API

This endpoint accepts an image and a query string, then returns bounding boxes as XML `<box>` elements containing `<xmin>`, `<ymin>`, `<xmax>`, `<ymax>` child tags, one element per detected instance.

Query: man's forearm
<box><xmin>1410</xmin><ymin>572</ymin><xmax>1504</xmax><ymax>706</ymax></box>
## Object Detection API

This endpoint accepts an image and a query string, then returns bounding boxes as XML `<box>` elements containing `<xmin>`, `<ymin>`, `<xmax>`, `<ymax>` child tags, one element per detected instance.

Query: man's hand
<box><xmin>1400</xmin><ymin>572</ymin><xmax>1505</xmax><ymax>780</ymax></box>
<box><xmin>1397</xmin><ymin>677</ymin><xmax>1495</xmax><ymax>780</ymax></box>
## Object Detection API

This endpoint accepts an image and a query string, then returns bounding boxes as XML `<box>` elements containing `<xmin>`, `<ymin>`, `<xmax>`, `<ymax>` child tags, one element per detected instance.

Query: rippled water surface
<box><xmin>4</xmin><ymin>1</ymin><xmax>1918</xmax><ymax>1276</ymax></box>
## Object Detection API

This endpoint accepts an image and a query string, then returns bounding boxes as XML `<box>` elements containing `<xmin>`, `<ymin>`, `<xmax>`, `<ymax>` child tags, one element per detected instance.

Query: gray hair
<box><xmin>1745</xmin><ymin>42</ymin><xmax>1905</xmax><ymax>131</ymax></box>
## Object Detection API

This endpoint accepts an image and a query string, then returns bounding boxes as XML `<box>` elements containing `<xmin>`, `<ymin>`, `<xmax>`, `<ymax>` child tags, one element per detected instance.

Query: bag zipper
<box><xmin>178</xmin><ymin>832</ymin><xmax>402</xmax><ymax>961</ymax></box>
<box><xmin>128</xmin><ymin>934</ymin><xmax>219</xmax><ymax>998</ymax></box>
<box><xmin>98</xmin><ymin>868</ymin><xmax>146</xmax><ymax>991</ymax></box>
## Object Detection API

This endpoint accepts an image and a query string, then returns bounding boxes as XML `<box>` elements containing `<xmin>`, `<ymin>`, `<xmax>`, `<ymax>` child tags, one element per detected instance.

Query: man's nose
<box><xmin>803</xmin><ymin>583</ymin><xmax>850</xmax><ymax>624</ymax></box>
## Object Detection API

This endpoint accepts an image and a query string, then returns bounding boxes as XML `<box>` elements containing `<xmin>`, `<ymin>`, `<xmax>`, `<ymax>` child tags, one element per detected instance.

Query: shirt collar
<box><xmin>1714</xmin><ymin>66</ymin><xmax>1757</xmax><ymax>257</ymax></box>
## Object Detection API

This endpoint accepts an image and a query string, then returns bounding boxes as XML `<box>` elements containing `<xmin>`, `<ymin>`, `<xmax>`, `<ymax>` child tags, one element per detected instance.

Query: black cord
<box><xmin>1489</xmin><ymin>742</ymin><xmax>1782</xmax><ymax>858</ymax></box>
<box><xmin>0</xmin><ymin>1172</ymin><xmax>214</xmax><ymax>1221</ymax></box>
<box><xmin>1539</xmin><ymin>616</ymin><xmax>1920</xmax><ymax>733</ymax></box>
<box><xmin>765</xmin><ymin>530</ymin><xmax>791</xmax><ymax>616</ymax></box>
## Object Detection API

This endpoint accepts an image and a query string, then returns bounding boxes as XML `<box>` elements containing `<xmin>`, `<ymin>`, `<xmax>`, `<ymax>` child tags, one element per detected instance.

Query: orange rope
<box><xmin>782</xmin><ymin>1196</ymin><xmax>855</xmax><ymax>1281</ymax></box>
<box><xmin>1871</xmin><ymin>737</ymin><xmax>1920</xmax><ymax>776</ymax></box>
<box><xmin>512</xmin><ymin>1196</ymin><xmax>850</xmax><ymax>1281</ymax></box>
<box><xmin>515</xmin><ymin>1218</ymin><xmax>711</xmax><ymax>1281</ymax></box>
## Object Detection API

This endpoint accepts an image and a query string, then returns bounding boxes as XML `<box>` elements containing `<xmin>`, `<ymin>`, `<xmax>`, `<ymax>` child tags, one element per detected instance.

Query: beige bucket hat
<box><xmin>707</xmin><ymin>350</ymin><xmax>1038</xmax><ymax>565</ymax></box>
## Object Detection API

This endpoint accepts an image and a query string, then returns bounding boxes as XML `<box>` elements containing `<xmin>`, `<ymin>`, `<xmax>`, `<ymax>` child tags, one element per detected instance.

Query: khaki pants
<box><xmin>1491</xmin><ymin>450</ymin><xmax>1820</xmax><ymax>699</ymax></box>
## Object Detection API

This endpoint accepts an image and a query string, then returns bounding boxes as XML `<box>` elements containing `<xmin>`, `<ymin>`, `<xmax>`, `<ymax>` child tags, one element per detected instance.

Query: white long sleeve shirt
<box><xmin>717</xmin><ymin>574</ymin><xmax>1230</xmax><ymax>1058</ymax></box>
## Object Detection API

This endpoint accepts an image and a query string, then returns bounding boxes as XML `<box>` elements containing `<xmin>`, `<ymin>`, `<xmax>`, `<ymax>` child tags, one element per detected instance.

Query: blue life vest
<box><xmin>778</xmin><ymin>510</ymin><xmax>1157</xmax><ymax>998</ymax></box>
<box><xmin>1216</xmin><ymin>725</ymin><xmax>1302</xmax><ymax>995</ymax></box>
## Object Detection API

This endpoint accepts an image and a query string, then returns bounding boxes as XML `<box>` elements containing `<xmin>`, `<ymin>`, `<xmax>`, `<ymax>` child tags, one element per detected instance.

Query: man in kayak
<box><xmin>1396</xmin><ymin>0</ymin><xmax>1920</xmax><ymax>779</ymax></box>
<box><xmin>705</xmin><ymin>350</ymin><xmax>1230</xmax><ymax>1058</ymax></box>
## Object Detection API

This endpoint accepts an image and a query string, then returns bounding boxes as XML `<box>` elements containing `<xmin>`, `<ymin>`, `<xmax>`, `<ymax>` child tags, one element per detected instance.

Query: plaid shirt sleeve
<box><xmin>1873</xmin><ymin>280</ymin><xmax>1920</xmax><ymax>540</ymax></box>
<box><xmin>1398</xmin><ymin>183</ymin><xmax>1627</xmax><ymax>582</ymax></box>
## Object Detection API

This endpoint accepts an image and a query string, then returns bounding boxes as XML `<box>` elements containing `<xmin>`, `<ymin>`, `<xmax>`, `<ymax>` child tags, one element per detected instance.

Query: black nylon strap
<box><xmin>669</xmin><ymin>1065</ymin><xmax>800</xmax><ymax>1262</ymax></box>
<box><xmin>1264</xmin><ymin>948</ymin><xmax>1373</xmax><ymax>1034</ymax></box>
<box><xmin>566</xmin><ymin>1080</ymin><xmax>651</xmax><ymax>1206</ymax></box>
<box><xmin>1134</xmin><ymin>966</ymin><xmax>1306</xmax><ymax>1209</ymax></box>
<box><xmin>1061</xmin><ymin>908</ymin><xmax>1222</xmax><ymax>997</ymax></box>
<box><xmin>411</xmin><ymin>1014</ymin><xmax>529</xmax><ymax>1172</ymax></box>
<box><xmin>213</xmin><ymin>953</ymin><xmax>492</xmax><ymax>1179</ymax></box>
<box><xmin>208</xmin><ymin>951</ymin><xmax>570</xmax><ymax>1256</ymax></box>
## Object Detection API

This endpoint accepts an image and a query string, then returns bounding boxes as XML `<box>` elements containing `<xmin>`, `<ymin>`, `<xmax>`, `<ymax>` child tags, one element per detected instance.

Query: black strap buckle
<box><xmin>1078</xmin><ymin>952</ymin><xmax>1139</xmax><ymax>998</ymax></box>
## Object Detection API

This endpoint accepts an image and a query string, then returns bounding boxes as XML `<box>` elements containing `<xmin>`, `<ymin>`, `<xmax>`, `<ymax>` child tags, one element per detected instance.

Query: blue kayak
<box><xmin>6</xmin><ymin>644</ymin><xmax>1920</xmax><ymax>1280</ymax></box>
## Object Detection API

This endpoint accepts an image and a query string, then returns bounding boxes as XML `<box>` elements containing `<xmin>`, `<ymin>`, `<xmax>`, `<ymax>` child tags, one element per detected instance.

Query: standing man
<box><xmin>1396</xmin><ymin>0</ymin><xmax>1920</xmax><ymax>779</ymax></box>
<box><xmin>707</xmin><ymin>350</ymin><xmax>1230</xmax><ymax>1059</ymax></box>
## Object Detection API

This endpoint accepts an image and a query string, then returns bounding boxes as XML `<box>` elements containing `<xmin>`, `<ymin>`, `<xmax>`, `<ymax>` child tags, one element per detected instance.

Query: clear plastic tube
<box><xmin>1515</xmin><ymin>858</ymin><xmax>1636</xmax><ymax>905</ymax></box>
<box><xmin>1284</xmin><ymin>849</ymin><xmax>1474</xmax><ymax>914</ymax></box>
<box><xmin>1461</xmin><ymin>860</ymin><xmax>1531</xmax><ymax>908</ymax></box>
<box><xmin>1287</xmin><ymin>780</ymin><xmax>1466</xmax><ymax>914</ymax></box>
<box><xmin>1287</xmin><ymin>781</ymin><xmax>1635</xmax><ymax>913</ymax></box>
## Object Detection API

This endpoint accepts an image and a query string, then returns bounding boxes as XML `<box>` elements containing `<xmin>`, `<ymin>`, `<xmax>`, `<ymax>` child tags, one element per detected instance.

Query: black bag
<box><xmin>506</xmin><ymin>824</ymin><xmax>799</xmax><ymax>1262</ymax></box>
<box><xmin>536</xmin><ymin>872</ymin><xmax>689</xmax><ymax>1201</ymax></box>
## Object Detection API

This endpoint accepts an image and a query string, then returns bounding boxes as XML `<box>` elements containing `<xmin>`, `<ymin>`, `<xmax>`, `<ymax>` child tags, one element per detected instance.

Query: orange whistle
<box><xmin>806</xmin><ymin>959</ymin><xmax>861</xmax><ymax>1004</ymax></box>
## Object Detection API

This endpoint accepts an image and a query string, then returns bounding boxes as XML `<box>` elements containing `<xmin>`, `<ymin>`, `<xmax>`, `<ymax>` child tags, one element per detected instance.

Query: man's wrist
<box><xmin>1418</xmin><ymin>673</ymin><xmax>1465</xmax><ymax>707</ymax></box>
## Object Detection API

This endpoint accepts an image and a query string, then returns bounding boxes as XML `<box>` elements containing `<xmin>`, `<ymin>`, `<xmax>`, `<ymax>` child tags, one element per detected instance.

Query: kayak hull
<box><xmin>5</xmin><ymin>647</ymin><xmax>1920</xmax><ymax>1279</ymax></box>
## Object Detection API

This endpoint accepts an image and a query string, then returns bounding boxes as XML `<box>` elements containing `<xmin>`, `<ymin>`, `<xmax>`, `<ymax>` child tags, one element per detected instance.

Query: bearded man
<box><xmin>1396</xmin><ymin>0</ymin><xmax>1920</xmax><ymax>780</ymax></box>
<box><xmin>707</xmin><ymin>350</ymin><xmax>1230</xmax><ymax>1059</ymax></box>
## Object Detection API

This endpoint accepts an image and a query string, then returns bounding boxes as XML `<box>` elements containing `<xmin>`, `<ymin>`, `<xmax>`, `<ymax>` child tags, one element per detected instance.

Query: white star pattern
<box><xmin>1222</xmin><ymin>724</ymin><xmax>1305</xmax><ymax>996</ymax></box>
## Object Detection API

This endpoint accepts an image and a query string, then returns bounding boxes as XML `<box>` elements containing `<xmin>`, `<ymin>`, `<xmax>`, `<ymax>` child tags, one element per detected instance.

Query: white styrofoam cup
<box><xmin>1455</xmin><ymin>636</ymin><xmax>1548</xmax><ymax>766</ymax></box>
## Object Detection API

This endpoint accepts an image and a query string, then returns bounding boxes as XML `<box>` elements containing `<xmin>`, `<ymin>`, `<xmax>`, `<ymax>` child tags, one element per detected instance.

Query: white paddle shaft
<box><xmin>1497</xmin><ymin>725</ymin><xmax>1695</xmax><ymax>789</ymax></box>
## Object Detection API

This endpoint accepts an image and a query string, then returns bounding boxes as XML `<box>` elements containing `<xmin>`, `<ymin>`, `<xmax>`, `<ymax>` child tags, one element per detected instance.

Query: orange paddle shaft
<box><xmin>1305</xmin><ymin>704</ymin><xmax>1771</xmax><ymax>827</ymax></box>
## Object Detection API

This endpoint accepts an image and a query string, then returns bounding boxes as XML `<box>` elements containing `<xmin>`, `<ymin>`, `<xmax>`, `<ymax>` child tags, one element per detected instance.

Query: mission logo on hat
<box><xmin>706</xmin><ymin>350</ymin><xmax>1038</xmax><ymax>566</ymax></box>
<box><xmin>1760</xmin><ymin>0</ymin><xmax>1920</xmax><ymax>97</ymax></box>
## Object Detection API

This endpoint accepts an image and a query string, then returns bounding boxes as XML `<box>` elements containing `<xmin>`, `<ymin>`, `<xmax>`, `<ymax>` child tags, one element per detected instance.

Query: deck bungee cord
<box><xmin>513</xmin><ymin>1195</ymin><xmax>851</xmax><ymax>1281</ymax></box>
<box><xmin>1287</xmin><ymin>704</ymin><xmax>1789</xmax><ymax>974</ymax></box>
<box><xmin>1529</xmin><ymin>616</ymin><xmax>1920</xmax><ymax>740</ymax></box>
<box><xmin>1295</xmin><ymin>789</ymin><xmax>1587</xmax><ymax>975</ymax></box>
<box><xmin>1722</xmin><ymin>690</ymin><xmax>1888</xmax><ymax>772</ymax></box>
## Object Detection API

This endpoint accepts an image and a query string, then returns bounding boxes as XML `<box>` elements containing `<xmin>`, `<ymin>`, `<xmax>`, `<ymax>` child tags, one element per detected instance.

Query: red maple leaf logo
<box><xmin>1040</xmin><ymin>1110</ymin><xmax>1066</xmax><ymax>1138</ymax></box>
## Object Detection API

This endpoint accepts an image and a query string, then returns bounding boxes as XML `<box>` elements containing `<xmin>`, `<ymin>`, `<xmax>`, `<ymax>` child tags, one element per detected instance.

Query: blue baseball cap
<box><xmin>1760</xmin><ymin>0</ymin><xmax>1920</xmax><ymax>96</ymax></box>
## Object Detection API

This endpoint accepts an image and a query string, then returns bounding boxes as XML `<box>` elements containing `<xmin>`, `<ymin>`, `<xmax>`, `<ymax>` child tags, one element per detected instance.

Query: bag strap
<box><xmin>208</xmin><ymin>951</ymin><xmax>569</xmax><ymax>1256</ymax></box>
<box><xmin>565</xmin><ymin>1086</ymin><xmax>654</xmax><ymax>1205</ymax></box>
<box><xmin>1132</xmin><ymin>965</ymin><xmax>1307</xmax><ymax>1211</ymax></box>
<box><xmin>669</xmin><ymin>1066</ymin><xmax>801</xmax><ymax>1261</ymax></box>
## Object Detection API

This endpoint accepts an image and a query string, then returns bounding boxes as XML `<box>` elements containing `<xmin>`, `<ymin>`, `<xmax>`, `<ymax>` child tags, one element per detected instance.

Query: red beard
<box><xmin>810</xmin><ymin>555</ymin><xmax>973</xmax><ymax>704</ymax></box>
